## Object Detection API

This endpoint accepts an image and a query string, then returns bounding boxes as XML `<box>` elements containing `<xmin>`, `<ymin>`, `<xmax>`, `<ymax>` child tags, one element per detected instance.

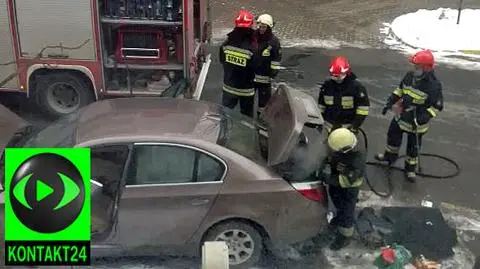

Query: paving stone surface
<box><xmin>210</xmin><ymin>0</ymin><xmax>480</xmax><ymax>47</ymax></box>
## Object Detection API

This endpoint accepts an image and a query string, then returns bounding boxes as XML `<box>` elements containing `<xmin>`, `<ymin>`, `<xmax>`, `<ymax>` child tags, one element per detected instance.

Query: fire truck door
<box><xmin>13</xmin><ymin>0</ymin><xmax>96</xmax><ymax>60</ymax></box>
<box><xmin>0</xmin><ymin>2</ymin><xmax>18</xmax><ymax>88</ymax></box>
<box><xmin>191</xmin><ymin>54</ymin><xmax>211</xmax><ymax>100</ymax></box>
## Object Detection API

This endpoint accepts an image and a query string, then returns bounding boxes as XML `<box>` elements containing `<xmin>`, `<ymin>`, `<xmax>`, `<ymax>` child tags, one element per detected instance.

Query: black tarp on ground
<box><xmin>356</xmin><ymin>207</ymin><xmax>394</xmax><ymax>249</ymax></box>
<box><xmin>380</xmin><ymin>207</ymin><xmax>457</xmax><ymax>260</ymax></box>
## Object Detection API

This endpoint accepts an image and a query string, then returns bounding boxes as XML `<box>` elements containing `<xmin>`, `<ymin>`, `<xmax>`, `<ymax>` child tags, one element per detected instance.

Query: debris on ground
<box><xmin>373</xmin><ymin>244</ymin><xmax>412</xmax><ymax>269</ymax></box>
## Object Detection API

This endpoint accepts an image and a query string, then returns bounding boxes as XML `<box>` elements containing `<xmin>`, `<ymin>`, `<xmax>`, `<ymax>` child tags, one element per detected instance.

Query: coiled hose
<box><xmin>358</xmin><ymin>128</ymin><xmax>461</xmax><ymax>198</ymax></box>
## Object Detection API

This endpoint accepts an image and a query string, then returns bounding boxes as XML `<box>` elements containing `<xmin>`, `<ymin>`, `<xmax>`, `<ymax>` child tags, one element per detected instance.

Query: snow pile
<box><xmin>389</xmin><ymin>8</ymin><xmax>480</xmax><ymax>53</ymax></box>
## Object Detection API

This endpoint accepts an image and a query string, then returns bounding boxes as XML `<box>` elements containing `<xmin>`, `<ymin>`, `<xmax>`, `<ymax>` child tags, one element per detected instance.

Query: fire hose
<box><xmin>358</xmin><ymin>126</ymin><xmax>461</xmax><ymax>198</ymax></box>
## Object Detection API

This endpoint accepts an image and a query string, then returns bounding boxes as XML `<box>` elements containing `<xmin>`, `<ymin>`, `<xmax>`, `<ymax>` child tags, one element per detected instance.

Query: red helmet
<box><xmin>235</xmin><ymin>10</ymin><xmax>254</xmax><ymax>28</ymax></box>
<box><xmin>409</xmin><ymin>50</ymin><xmax>434</xmax><ymax>71</ymax></box>
<box><xmin>329</xmin><ymin>56</ymin><xmax>350</xmax><ymax>76</ymax></box>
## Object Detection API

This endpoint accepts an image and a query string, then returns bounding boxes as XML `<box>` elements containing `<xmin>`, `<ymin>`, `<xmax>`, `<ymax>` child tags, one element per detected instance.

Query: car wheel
<box><xmin>36</xmin><ymin>72</ymin><xmax>95</xmax><ymax>118</ymax></box>
<box><xmin>203</xmin><ymin>221</ymin><xmax>264</xmax><ymax>268</ymax></box>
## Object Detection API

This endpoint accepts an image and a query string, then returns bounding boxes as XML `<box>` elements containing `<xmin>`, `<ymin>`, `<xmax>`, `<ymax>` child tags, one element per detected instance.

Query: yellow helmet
<box><xmin>257</xmin><ymin>14</ymin><xmax>274</xmax><ymax>28</ymax></box>
<box><xmin>327</xmin><ymin>128</ymin><xmax>357</xmax><ymax>153</ymax></box>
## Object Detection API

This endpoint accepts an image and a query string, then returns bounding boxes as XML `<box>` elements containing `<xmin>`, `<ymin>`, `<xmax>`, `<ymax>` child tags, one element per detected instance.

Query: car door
<box><xmin>113</xmin><ymin>142</ymin><xmax>226</xmax><ymax>249</ymax></box>
<box><xmin>88</xmin><ymin>144</ymin><xmax>131</xmax><ymax>242</ymax></box>
<box><xmin>192</xmin><ymin>53</ymin><xmax>212</xmax><ymax>100</ymax></box>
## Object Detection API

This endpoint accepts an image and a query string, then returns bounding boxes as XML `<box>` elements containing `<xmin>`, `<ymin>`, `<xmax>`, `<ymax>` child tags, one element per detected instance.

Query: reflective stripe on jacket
<box><xmin>328</xmin><ymin>150</ymin><xmax>366</xmax><ymax>188</ymax></box>
<box><xmin>254</xmin><ymin>31</ymin><xmax>282</xmax><ymax>84</ymax></box>
<box><xmin>386</xmin><ymin>71</ymin><xmax>444</xmax><ymax>133</ymax></box>
<box><xmin>317</xmin><ymin>73</ymin><xmax>370</xmax><ymax>129</ymax></box>
<box><xmin>219</xmin><ymin>34</ymin><xmax>259</xmax><ymax>96</ymax></box>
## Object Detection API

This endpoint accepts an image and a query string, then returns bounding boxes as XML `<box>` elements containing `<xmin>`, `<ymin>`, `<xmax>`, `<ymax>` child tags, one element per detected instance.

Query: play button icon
<box><xmin>9</xmin><ymin>153</ymin><xmax>86</xmax><ymax>233</ymax></box>
<box><xmin>36</xmin><ymin>180</ymin><xmax>54</xmax><ymax>202</ymax></box>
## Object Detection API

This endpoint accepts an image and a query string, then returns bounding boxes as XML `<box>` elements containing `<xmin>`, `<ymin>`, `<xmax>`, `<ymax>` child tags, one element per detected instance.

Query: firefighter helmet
<box><xmin>329</xmin><ymin>56</ymin><xmax>350</xmax><ymax>76</ymax></box>
<box><xmin>257</xmin><ymin>14</ymin><xmax>274</xmax><ymax>28</ymax></box>
<box><xmin>235</xmin><ymin>10</ymin><xmax>254</xmax><ymax>28</ymax></box>
<box><xmin>327</xmin><ymin>128</ymin><xmax>358</xmax><ymax>153</ymax></box>
<box><xmin>409</xmin><ymin>50</ymin><xmax>434</xmax><ymax>71</ymax></box>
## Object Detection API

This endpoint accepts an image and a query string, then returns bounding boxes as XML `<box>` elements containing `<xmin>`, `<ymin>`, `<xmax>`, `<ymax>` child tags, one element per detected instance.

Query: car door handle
<box><xmin>190</xmin><ymin>199</ymin><xmax>210</xmax><ymax>206</ymax></box>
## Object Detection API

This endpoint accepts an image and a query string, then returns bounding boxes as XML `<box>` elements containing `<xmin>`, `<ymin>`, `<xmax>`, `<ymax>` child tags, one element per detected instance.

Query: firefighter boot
<box><xmin>404</xmin><ymin>162</ymin><xmax>417</xmax><ymax>183</ymax></box>
<box><xmin>329</xmin><ymin>233</ymin><xmax>351</xmax><ymax>250</ymax></box>
<box><xmin>404</xmin><ymin>158</ymin><xmax>417</xmax><ymax>183</ymax></box>
<box><xmin>404</xmin><ymin>172</ymin><xmax>416</xmax><ymax>182</ymax></box>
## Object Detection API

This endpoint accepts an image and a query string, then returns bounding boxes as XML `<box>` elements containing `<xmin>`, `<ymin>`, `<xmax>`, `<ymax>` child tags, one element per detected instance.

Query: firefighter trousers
<box><xmin>254</xmin><ymin>82</ymin><xmax>272</xmax><ymax>108</ymax></box>
<box><xmin>222</xmin><ymin>91</ymin><xmax>254</xmax><ymax>118</ymax></box>
<box><xmin>329</xmin><ymin>185</ymin><xmax>359</xmax><ymax>237</ymax></box>
<box><xmin>382</xmin><ymin>119</ymin><xmax>424</xmax><ymax>174</ymax></box>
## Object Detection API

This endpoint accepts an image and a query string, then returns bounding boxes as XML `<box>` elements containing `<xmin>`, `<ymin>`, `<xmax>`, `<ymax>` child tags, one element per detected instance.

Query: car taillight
<box><xmin>292</xmin><ymin>182</ymin><xmax>325</xmax><ymax>202</ymax></box>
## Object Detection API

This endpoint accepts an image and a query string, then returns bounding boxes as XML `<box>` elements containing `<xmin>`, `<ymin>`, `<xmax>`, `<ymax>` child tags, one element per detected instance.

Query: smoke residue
<box><xmin>290</xmin><ymin>128</ymin><xmax>329</xmax><ymax>182</ymax></box>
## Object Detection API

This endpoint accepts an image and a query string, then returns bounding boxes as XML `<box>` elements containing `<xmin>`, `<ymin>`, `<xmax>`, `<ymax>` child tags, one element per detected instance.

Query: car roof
<box><xmin>75</xmin><ymin>97</ymin><xmax>221</xmax><ymax>144</ymax></box>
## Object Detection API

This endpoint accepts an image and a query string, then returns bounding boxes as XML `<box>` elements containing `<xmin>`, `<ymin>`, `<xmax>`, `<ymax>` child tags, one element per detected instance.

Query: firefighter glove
<box><xmin>381</xmin><ymin>106</ymin><xmax>389</xmax><ymax>115</ymax></box>
<box><xmin>402</xmin><ymin>95</ymin><xmax>414</xmax><ymax>108</ymax></box>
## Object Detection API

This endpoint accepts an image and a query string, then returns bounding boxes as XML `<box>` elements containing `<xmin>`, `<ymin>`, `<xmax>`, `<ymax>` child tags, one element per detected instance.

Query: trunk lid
<box><xmin>261</xmin><ymin>83</ymin><xmax>324</xmax><ymax>166</ymax></box>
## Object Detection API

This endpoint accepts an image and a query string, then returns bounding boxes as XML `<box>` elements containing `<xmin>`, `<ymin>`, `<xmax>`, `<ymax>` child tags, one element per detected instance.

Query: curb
<box><xmin>388</xmin><ymin>26</ymin><xmax>480</xmax><ymax>56</ymax></box>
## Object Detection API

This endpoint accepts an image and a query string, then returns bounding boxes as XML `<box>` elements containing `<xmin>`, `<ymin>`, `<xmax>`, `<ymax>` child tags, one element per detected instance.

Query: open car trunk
<box><xmin>260</xmin><ymin>84</ymin><xmax>326</xmax><ymax>181</ymax></box>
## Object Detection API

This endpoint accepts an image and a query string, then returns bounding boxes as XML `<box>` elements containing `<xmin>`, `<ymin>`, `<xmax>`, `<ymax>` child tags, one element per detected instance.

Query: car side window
<box><xmin>126</xmin><ymin>144</ymin><xmax>226</xmax><ymax>185</ymax></box>
<box><xmin>128</xmin><ymin>145</ymin><xmax>196</xmax><ymax>185</ymax></box>
<box><xmin>91</xmin><ymin>145</ymin><xmax>130</xmax><ymax>185</ymax></box>
<box><xmin>197</xmin><ymin>153</ymin><xmax>225</xmax><ymax>182</ymax></box>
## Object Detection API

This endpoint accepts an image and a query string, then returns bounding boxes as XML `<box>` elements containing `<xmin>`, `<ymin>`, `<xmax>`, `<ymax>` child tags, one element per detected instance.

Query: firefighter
<box><xmin>322</xmin><ymin>127</ymin><xmax>366</xmax><ymax>250</ymax></box>
<box><xmin>375</xmin><ymin>50</ymin><xmax>444</xmax><ymax>182</ymax></box>
<box><xmin>219</xmin><ymin>10</ymin><xmax>258</xmax><ymax>117</ymax></box>
<box><xmin>317</xmin><ymin>56</ymin><xmax>370</xmax><ymax>134</ymax></box>
<box><xmin>253</xmin><ymin>14</ymin><xmax>282</xmax><ymax>112</ymax></box>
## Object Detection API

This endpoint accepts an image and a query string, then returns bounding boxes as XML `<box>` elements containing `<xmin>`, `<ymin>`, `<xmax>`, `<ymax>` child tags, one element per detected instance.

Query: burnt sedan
<box><xmin>0</xmin><ymin>85</ymin><xmax>327</xmax><ymax>268</ymax></box>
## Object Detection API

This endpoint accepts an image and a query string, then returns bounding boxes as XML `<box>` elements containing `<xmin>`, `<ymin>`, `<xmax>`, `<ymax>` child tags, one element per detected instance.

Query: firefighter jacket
<box><xmin>219</xmin><ymin>34</ymin><xmax>259</xmax><ymax>97</ymax></box>
<box><xmin>317</xmin><ymin>73</ymin><xmax>370</xmax><ymax>130</ymax></box>
<box><xmin>326</xmin><ymin>149</ymin><xmax>366</xmax><ymax>188</ymax></box>
<box><xmin>386</xmin><ymin>71</ymin><xmax>444</xmax><ymax>133</ymax></box>
<box><xmin>253</xmin><ymin>31</ymin><xmax>282</xmax><ymax>84</ymax></box>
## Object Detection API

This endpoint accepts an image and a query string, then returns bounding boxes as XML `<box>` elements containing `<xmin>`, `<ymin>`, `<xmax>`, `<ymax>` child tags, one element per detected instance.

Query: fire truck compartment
<box><xmin>98</xmin><ymin>0</ymin><xmax>201</xmax><ymax>96</ymax></box>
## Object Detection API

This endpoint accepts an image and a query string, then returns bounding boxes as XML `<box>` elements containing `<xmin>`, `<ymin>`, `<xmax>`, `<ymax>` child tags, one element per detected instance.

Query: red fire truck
<box><xmin>0</xmin><ymin>0</ymin><xmax>212</xmax><ymax>117</ymax></box>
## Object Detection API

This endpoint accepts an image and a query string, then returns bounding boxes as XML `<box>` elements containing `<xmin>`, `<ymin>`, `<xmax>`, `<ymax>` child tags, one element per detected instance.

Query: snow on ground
<box><xmin>390</xmin><ymin>8</ymin><xmax>480</xmax><ymax>52</ymax></box>
<box><xmin>212</xmin><ymin>27</ymin><xmax>372</xmax><ymax>50</ymax></box>
<box><xmin>381</xmin><ymin>8</ymin><xmax>480</xmax><ymax>70</ymax></box>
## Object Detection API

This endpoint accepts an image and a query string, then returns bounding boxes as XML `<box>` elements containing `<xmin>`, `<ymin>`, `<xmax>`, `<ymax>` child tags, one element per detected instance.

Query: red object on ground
<box><xmin>381</xmin><ymin>248</ymin><xmax>397</xmax><ymax>264</ymax></box>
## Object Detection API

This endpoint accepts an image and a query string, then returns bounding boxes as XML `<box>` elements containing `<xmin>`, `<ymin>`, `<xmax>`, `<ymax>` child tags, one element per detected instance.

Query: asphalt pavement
<box><xmin>201</xmin><ymin>45</ymin><xmax>480</xmax><ymax>262</ymax></box>
<box><xmin>204</xmin><ymin>45</ymin><xmax>480</xmax><ymax>210</ymax></box>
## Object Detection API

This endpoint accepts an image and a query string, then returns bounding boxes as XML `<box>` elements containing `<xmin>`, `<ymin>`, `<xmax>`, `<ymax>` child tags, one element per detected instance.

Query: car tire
<box><xmin>203</xmin><ymin>221</ymin><xmax>264</xmax><ymax>269</ymax></box>
<box><xmin>36</xmin><ymin>72</ymin><xmax>95</xmax><ymax>118</ymax></box>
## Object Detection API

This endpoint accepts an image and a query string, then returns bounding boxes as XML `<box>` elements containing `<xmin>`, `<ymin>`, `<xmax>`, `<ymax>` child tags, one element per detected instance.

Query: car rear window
<box><xmin>216</xmin><ymin>108</ymin><xmax>264</xmax><ymax>163</ymax></box>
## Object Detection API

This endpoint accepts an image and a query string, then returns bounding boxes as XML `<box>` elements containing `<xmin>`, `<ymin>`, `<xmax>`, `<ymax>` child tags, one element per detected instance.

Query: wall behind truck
<box><xmin>0</xmin><ymin>0</ymin><xmax>19</xmax><ymax>89</ymax></box>
<box><xmin>14</xmin><ymin>0</ymin><xmax>96</xmax><ymax>60</ymax></box>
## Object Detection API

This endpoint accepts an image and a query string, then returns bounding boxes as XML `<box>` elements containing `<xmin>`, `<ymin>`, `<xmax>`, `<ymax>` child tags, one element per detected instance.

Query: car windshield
<box><xmin>216</xmin><ymin>107</ymin><xmax>265</xmax><ymax>163</ymax></box>
<box><xmin>22</xmin><ymin>111</ymin><xmax>81</xmax><ymax>148</ymax></box>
